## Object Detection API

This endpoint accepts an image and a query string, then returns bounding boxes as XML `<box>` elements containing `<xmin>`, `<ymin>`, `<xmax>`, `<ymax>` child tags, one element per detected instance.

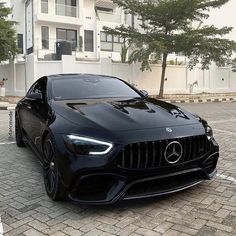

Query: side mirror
<box><xmin>140</xmin><ymin>90</ymin><xmax>149</xmax><ymax>97</ymax></box>
<box><xmin>27</xmin><ymin>93</ymin><xmax>43</xmax><ymax>101</ymax></box>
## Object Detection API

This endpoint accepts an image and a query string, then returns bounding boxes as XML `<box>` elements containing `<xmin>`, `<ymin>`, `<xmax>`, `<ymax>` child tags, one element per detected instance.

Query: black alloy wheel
<box><xmin>43</xmin><ymin>134</ymin><xmax>65</xmax><ymax>201</ymax></box>
<box><xmin>15</xmin><ymin>115</ymin><xmax>25</xmax><ymax>147</ymax></box>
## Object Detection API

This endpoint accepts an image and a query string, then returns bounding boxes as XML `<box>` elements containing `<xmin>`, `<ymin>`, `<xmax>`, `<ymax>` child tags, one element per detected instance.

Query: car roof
<box><xmin>47</xmin><ymin>74</ymin><xmax>119</xmax><ymax>80</ymax></box>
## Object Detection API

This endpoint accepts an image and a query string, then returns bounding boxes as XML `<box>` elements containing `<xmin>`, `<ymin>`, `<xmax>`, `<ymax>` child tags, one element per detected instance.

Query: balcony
<box><xmin>97</xmin><ymin>11</ymin><xmax>121</xmax><ymax>23</ymax></box>
<box><xmin>56</xmin><ymin>4</ymin><xmax>78</xmax><ymax>18</ymax></box>
<box><xmin>35</xmin><ymin>2</ymin><xmax>81</xmax><ymax>26</ymax></box>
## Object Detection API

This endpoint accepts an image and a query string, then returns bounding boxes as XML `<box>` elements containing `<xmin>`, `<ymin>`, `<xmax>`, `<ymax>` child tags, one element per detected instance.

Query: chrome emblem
<box><xmin>166</xmin><ymin>128</ymin><xmax>173</xmax><ymax>133</ymax></box>
<box><xmin>164</xmin><ymin>141</ymin><xmax>183</xmax><ymax>164</ymax></box>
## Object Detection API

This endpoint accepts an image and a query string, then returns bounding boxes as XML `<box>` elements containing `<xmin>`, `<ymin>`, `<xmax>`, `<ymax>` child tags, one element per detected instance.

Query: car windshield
<box><xmin>51</xmin><ymin>76</ymin><xmax>141</xmax><ymax>100</ymax></box>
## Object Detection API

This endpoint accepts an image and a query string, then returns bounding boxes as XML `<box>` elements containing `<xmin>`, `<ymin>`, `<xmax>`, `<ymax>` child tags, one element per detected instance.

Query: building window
<box><xmin>56</xmin><ymin>0</ymin><xmax>77</xmax><ymax>17</ymax></box>
<box><xmin>100</xmin><ymin>32</ymin><xmax>124</xmax><ymax>52</ymax></box>
<box><xmin>41</xmin><ymin>0</ymin><xmax>48</xmax><ymax>14</ymax></box>
<box><xmin>84</xmin><ymin>30</ymin><xmax>94</xmax><ymax>52</ymax></box>
<box><xmin>56</xmin><ymin>28</ymin><xmax>77</xmax><ymax>51</ymax></box>
<box><xmin>96</xmin><ymin>7</ymin><xmax>113</xmax><ymax>13</ymax></box>
<box><xmin>17</xmin><ymin>34</ymin><xmax>23</xmax><ymax>54</ymax></box>
<box><xmin>41</xmin><ymin>26</ymin><xmax>49</xmax><ymax>49</ymax></box>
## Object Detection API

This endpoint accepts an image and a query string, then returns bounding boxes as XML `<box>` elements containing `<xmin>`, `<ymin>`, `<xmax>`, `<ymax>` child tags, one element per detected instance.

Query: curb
<box><xmin>0</xmin><ymin>106</ymin><xmax>16</xmax><ymax>111</ymax></box>
<box><xmin>162</xmin><ymin>97</ymin><xmax>236</xmax><ymax>104</ymax></box>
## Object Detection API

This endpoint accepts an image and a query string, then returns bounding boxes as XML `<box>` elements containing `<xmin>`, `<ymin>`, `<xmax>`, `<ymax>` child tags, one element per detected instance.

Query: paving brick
<box><xmin>62</xmin><ymin>227</ymin><xmax>83</xmax><ymax>236</ymax></box>
<box><xmin>135</xmin><ymin>228</ymin><xmax>161</xmax><ymax>236</ymax></box>
<box><xmin>23</xmin><ymin>228</ymin><xmax>46</xmax><ymax>236</ymax></box>
<box><xmin>154</xmin><ymin>222</ymin><xmax>173</xmax><ymax>233</ymax></box>
<box><xmin>50</xmin><ymin>232</ymin><xmax>67</xmax><ymax>236</ymax></box>
<box><xmin>42</xmin><ymin>223</ymin><xmax>66</xmax><ymax>235</ymax></box>
<box><xmin>100</xmin><ymin>233</ymin><xmax>116</xmax><ymax>236</ymax></box>
<box><xmin>208</xmin><ymin>203</ymin><xmax>222</xmax><ymax>211</ymax></box>
<box><xmin>5</xmin><ymin>225</ymin><xmax>31</xmax><ymax>236</ymax></box>
<box><xmin>97</xmin><ymin>216</ymin><xmax>119</xmax><ymax>225</ymax></box>
<box><xmin>201</xmin><ymin>197</ymin><xmax>215</xmax><ymax>205</ymax></box>
<box><xmin>115</xmin><ymin>216</ymin><xmax>136</xmax><ymax>228</ymax></box>
<box><xmin>206</xmin><ymin>221</ymin><xmax>233</xmax><ymax>233</ymax></box>
<box><xmin>215</xmin><ymin>209</ymin><xmax>231</xmax><ymax>218</ymax></box>
<box><xmin>116</xmin><ymin>224</ymin><xmax>139</xmax><ymax>236</ymax></box>
<box><xmin>28</xmin><ymin>220</ymin><xmax>49</xmax><ymax>232</ymax></box>
<box><xmin>80</xmin><ymin>221</ymin><xmax>102</xmax><ymax>233</ymax></box>
<box><xmin>83</xmin><ymin>228</ymin><xmax>103</xmax><ymax>236</ymax></box>
<box><xmin>10</xmin><ymin>217</ymin><xmax>33</xmax><ymax>229</ymax></box>
<box><xmin>164</xmin><ymin>229</ymin><xmax>180</xmax><ymax>236</ymax></box>
<box><xmin>1</xmin><ymin>104</ymin><xmax>236</xmax><ymax>236</ymax></box>
<box><xmin>172</xmin><ymin>224</ymin><xmax>198</xmax><ymax>235</ymax></box>
<box><xmin>96</xmin><ymin>223</ymin><xmax>120</xmax><ymax>234</ymax></box>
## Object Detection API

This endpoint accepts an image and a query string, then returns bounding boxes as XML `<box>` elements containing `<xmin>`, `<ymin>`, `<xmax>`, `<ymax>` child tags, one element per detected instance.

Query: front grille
<box><xmin>117</xmin><ymin>135</ymin><xmax>211</xmax><ymax>169</ymax></box>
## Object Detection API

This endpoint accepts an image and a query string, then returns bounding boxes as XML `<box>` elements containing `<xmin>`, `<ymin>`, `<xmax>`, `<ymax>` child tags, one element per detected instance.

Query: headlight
<box><xmin>205</xmin><ymin>125</ymin><xmax>213</xmax><ymax>139</ymax></box>
<box><xmin>64</xmin><ymin>135</ymin><xmax>113</xmax><ymax>155</ymax></box>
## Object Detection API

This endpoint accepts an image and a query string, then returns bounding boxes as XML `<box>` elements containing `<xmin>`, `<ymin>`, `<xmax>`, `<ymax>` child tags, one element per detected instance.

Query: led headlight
<box><xmin>200</xmin><ymin>118</ymin><xmax>213</xmax><ymax>140</ymax></box>
<box><xmin>64</xmin><ymin>135</ymin><xmax>113</xmax><ymax>155</ymax></box>
<box><xmin>205</xmin><ymin>125</ymin><xmax>213</xmax><ymax>139</ymax></box>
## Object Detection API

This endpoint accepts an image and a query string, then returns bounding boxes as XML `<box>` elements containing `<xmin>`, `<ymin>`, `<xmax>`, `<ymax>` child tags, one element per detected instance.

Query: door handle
<box><xmin>27</xmin><ymin>105</ymin><xmax>31</xmax><ymax>109</ymax></box>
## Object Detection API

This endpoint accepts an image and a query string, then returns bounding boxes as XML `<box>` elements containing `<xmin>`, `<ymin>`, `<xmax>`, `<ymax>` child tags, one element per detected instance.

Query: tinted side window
<box><xmin>27</xmin><ymin>78</ymin><xmax>47</xmax><ymax>99</ymax></box>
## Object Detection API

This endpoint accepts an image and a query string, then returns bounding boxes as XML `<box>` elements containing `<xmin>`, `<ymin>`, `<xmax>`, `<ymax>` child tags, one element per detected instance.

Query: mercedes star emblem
<box><xmin>164</xmin><ymin>141</ymin><xmax>183</xmax><ymax>164</ymax></box>
<box><xmin>166</xmin><ymin>128</ymin><xmax>173</xmax><ymax>133</ymax></box>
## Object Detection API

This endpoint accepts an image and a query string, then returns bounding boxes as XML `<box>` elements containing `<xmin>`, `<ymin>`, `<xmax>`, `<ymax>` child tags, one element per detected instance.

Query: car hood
<box><xmin>52</xmin><ymin>97</ymin><xmax>201</xmax><ymax>132</ymax></box>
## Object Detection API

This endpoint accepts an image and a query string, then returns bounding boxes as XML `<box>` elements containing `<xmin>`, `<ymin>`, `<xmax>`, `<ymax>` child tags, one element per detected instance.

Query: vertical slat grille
<box><xmin>137</xmin><ymin>143</ymin><xmax>141</xmax><ymax>168</ymax></box>
<box><xmin>151</xmin><ymin>141</ymin><xmax>156</xmax><ymax>168</ymax></box>
<box><xmin>130</xmin><ymin>144</ymin><xmax>133</xmax><ymax>169</ymax></box>
<box><xmin>117</xmin><ymin>135</ymin><xmax>211</xmax><ymax>169</ymax></box>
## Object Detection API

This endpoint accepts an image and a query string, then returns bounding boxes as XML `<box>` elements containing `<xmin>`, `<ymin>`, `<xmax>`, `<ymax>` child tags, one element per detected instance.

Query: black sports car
<box><xmin>15</xmin><ymin>74</ymin><xmax>219</xmax><ymax>204</ymax></box>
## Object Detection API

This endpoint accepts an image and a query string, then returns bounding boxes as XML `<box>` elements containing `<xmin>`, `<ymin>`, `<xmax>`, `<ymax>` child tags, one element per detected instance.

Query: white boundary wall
<box><xmin>1</xmin><ymin>55</ymin><xmax>236</xmax><ymax>96</ymax></box>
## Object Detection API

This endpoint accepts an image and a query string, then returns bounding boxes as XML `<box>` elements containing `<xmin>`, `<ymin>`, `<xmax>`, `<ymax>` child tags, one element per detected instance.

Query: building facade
<box><xmin>13</xmin><ymin>0</ymin><xmax>131</xmax><ymax>61</ymax></box>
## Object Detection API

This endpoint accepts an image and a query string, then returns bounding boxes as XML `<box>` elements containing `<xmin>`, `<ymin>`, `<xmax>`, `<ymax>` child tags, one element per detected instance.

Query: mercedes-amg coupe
<box><xmin>15</xmin><ymin>74</ymin><xmax>219</xmax><ymax>204</ymax></box>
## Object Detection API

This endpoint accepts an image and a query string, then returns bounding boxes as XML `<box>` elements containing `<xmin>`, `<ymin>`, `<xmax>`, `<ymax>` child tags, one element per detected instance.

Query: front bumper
<box><xmin>54</xmin><ymin>133</ymin><xmax>219</xmax><ymax>205</ymax></box>
<box><xmin>68</xmin><ymin>164</ymin><xmax>218</xmax><ymax>205</ymax></box>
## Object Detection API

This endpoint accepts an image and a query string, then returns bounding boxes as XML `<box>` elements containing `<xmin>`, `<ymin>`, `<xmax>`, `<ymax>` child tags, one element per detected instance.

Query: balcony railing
<box><xmin>56</xmin><ymin>3</ymin><xmax>78</xmax><ymax>18</ymax></box>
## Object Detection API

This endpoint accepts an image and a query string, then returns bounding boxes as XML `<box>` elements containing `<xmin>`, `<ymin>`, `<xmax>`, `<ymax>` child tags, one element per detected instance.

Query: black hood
<box><xmin>52</xmin><ymin>97</ymin><xmax>201</xmax><ymax>132</ymax></box>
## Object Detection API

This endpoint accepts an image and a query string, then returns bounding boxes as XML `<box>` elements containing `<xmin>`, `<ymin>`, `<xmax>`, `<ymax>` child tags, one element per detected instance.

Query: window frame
<box><xmin>41</xmin><ymin>0</ymin><xmax>48</xmax><ymax>14</ymax></box>
<box><xmin>26</xmin><ymin>77</ymin><xmax>48</xmax><ymax>101</ymax></box>
<box><xmin>96</xmin><ymin>7</ymin><xmax>113</xmax><ymax>13</ymax></box>
<box><xmin>41</xmin><ymin>26</ymin><xmax>49</xmax><ymax>49</ymax></box>
<box><xmin>17</xmin><ymin>34</ymin><xmax>23</xmax><ymax>54</ymax></box>
<box><xmin>84</xmin><ymin>30</ymin><xmax>94</xmax><ymax>52</ymax></box>
<box><xmin>100</xmin><ymin>31</ymin><xmax>125</xmax><ymax>52</ymax></box>
<box><xmin>55</xmin><ymin>0</ymin><xmax>77</xmax><ymax>17</ymax></box>
<box><xmin>56</xmin><ymin>0</ymin><xmax>77</xmax><ymax>7</ymax></box>
<box><xmin>56</xmin><ymin>28</ymin><xmax>78</xmax><ymax>51</ymax></box>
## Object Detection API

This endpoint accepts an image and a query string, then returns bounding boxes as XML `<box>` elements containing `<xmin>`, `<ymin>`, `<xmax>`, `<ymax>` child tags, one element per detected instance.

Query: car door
<box><xmin>27</xmin><ymin>77</ymin><xmax>48</xmax><ymax>151</ymax></box>
<box><xmin>19</xmin><ymin>83</ymin><xmax>37</xmax><ymax>140</ymax></box>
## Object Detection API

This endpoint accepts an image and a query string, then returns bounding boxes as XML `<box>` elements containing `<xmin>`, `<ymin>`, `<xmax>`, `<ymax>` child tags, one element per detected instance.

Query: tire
<box><xmin>42</xmin><ymin>134</ymin><xmax>66</xmax><ymax>201</ymax></box>
<box><xmin>15</xmin><ymin>115</ymin><xmax>25</xmax><ymax>147</ymax></box>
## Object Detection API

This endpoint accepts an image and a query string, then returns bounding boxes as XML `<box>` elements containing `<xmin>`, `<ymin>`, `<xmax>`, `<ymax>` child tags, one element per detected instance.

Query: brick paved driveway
<box><xmin>0</xmin><ymin>102</ymin><xmax>236</xmax><ymax>236</ymax></box>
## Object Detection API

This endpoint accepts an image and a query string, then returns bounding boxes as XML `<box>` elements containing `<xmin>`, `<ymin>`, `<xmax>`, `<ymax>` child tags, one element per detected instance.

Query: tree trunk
<box><xmin>159</xmin><ymin>53</ymin><xmax>168</xmax><ymax>98</ymax></box>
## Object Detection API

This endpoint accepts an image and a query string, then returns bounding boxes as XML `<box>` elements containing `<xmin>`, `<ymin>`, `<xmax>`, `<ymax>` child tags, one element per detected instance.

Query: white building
<box><xmin>1</xmin><ymin>0</ymin><xmax>236</xmax><ymax>96</ymax></box>
<box><xmin>0</xmin><ymin>0</ymin><xmax>134</xmax><ymax>96</ymax></box>
<box><xmin>12</xmin><ymin>0</ymin><xmax>130</xmax><ymax>61</ymax></box>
